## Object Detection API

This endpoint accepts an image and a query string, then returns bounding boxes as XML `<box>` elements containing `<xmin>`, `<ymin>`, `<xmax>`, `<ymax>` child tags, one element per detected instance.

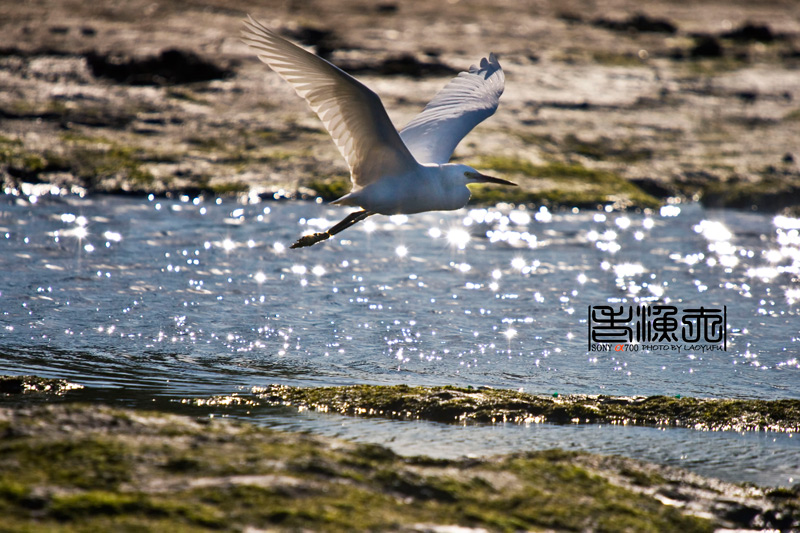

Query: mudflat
<box><xmin>2</xmin><ymin>0</ymin><xmax>799</xmax><ymax>211</ymax></box>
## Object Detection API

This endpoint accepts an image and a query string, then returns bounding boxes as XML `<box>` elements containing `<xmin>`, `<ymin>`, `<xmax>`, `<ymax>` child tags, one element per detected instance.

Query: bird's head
<box><xmin>436</xmin><ymin>163</ymin><xmax>517</xmax><ymax>211</ymax></box>
<box><xmin>448</xmin><ymin>164</ymin><xmax>516</xmax><ymax>187</ymax></box>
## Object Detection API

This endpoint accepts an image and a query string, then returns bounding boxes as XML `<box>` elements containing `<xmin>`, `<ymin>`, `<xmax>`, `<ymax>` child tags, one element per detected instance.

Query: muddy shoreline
<box><xmin>2</xmin><ymin>0</ymin><xmax>800</xmax><ymax>212</ymax></box>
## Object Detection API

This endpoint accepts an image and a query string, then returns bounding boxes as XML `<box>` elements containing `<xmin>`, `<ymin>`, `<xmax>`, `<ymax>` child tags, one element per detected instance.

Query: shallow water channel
<box><xmin>1</xmin><ymin>192</ymin><xmax>798</xmax><ymax>487</ymax></box>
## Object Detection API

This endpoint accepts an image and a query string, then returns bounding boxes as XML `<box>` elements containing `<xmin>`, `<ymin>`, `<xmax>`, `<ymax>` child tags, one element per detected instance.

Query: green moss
<box><xmin>49</xmin><ymin>492</ymin><xmax>151</xmax><ymax>519</ymax></box>
<box><xmin>257</xmin><ymin>384</ymin><xmax>800</xmax><ymax>432</ymax></box>
<box><xmin>473</xmin><ymin>452</ymin><xmax>711</xmax><ymax>532</ymax></box>
<box><xmin>207</xmin><ymin>181</ymin><xmax>250</xmax><ymax>195</ymax></box>
<box><xmin>767</xmin><ymin>486</ymin><xmax>800</xmax><ymax>499</ymax></box>
<box><xmin>679</xmin><ymin>56</ymin><xmax>749</xmax><ymax>76</ymax></box>
<box><xmin>479</xmin><ymin>157</ymin><xmax>600</xmax><ymax>180</ymax></box>
<box><xmin>562</xmin><ymin>134</ymin><xmax>654</xmax><ymax>163</ymax></box>
<box><xmin>251</xmin><ymin>128</ymin><xmax>283</xmax><ymax>142</ymax></box>
<box><xmin>0</xmin><ymin>375</ymin><xmax>83</xmax><ymax>395</ymax></box>
<box><xmin>166</xmin><ymin>88</ymin><xmax>211</xmax><ymax>105</ymax></box>
<box><xmin>784</xmin><ymin>108</ymin><xmax>800</xmax><ymax>122</ymax></box>
<box><xmin>20</xmin><ymin>153</ymin><xmax>46</xmax><ymax>172</ymax></box>
<box><xmin>2</xmin><ymin>98</ymin><xmax>147</xmax><ymax>129</ymax></box>
<box><xmin>5</xmin><ymin>437</ymin><xmax>133</xmax><ymax>490</ymax></box>
<box><xmin>187</xmin><ymin>136</ymin><xmax>228</xmax><ymax>151</ymax></box>
<box><xmin>469</xmin><ymin>157</ymin><xmax>660</xmax><ymax>209</ymax></box>
<box><xmin>619</xmin><ymin>466</ymin><xmax>666</xmax><ymax>487</ymax></box>
<box><xmin>47</xmin><ymin>135</ymin><xmax>170</xmax><ymax>188</ymax></box>
<box><xmin>306</xmin><ymin>177</ymin><xmax>351</xmax><ymax>201</ymax></box>
<box><xmin>0</xmin><ymin>479</ymin><xmax>29</xmax><ymax>504</ymax></box>
<box><xmin>49</xmin><ymin>491</ymin><xmax>226</xmax><ymax>527</ymax></box>
<box><xmin>0</xmin><ymin>139</ymin><xmax>49</xmax><ymax>177</ymax></box>
<box><xmin>0</xmin><ymin>135</ymin><xmax>23</xmax><ymax>146</ymax></box>
<box><xmin>181</xmin><ymin>457</ymin><xmax>711</xmax><ymax>532</ymax></box>
<box><xmin>191</xmin><ymin>483</ymin><xmax>417</xmax><ymax>531</ymax></box>
<box><xmin>162</xmin><ymin>456</ymin><xmax>202</xmax><ymax>473</ymax></box>
<box><xmin>71</xmin><ymin>145</ymin><xmax>156</xmax><ymax>185</ymax></box>
<box><xmin>186</xmin><ymin>129</ymin><xmax>309</xmax><ymax>169</ymax></box>
<box><xmin>4</xmin><ymin>402</ymin><xmax>784</xmax><ymax>532</ymax></box>
<box><xmin>698</xmin><ymin>176</ymin><xmax>799</xmax><ymax>211</ymax></box>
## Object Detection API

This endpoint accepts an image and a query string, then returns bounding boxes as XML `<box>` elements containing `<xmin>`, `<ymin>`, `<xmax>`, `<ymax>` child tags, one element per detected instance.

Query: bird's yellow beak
<box><xmin>466</xmin><ymin>171</ymin><xmax>517</xmax><ymax>186</ymax></box>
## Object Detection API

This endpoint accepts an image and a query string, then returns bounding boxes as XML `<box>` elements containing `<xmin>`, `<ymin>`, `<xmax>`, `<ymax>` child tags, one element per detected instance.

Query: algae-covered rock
<box><xmin>255</xmin><ymin>384</ymin><xmax>800</xmax><ymax>433</ymax></box>
<box><xmin>0</xmin><ymin>375</ymin><xmax>83</xmax><ymax>396</ymax></box>
<box><xmin>2</xmin><ymin>403</ymin><xmax>796</xmax><ymax>532</ymax></box>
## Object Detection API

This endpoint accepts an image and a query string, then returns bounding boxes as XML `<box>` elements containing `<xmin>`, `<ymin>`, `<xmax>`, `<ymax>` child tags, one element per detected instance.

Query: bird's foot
<box><xmin>290</xmin><ymin>231</ymin><xmax>330</xmax><ymax>249</ymax></box>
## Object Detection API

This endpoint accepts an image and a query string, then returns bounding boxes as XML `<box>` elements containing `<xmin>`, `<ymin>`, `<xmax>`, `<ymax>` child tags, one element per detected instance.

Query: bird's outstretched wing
<box><xmin>399</xmin><ymin>54</ymin><xmax>504</xmax><ymax>165</ymax></box>
<box><xmin>241</xmin><ymin>16</ymin><xmax>418</xmax><ymax>187</ymax></box>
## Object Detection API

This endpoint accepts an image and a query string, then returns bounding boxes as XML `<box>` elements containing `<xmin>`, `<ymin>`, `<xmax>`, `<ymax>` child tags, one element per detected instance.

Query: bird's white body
<box><xmin>241</xmin><ymin>16</ymin><xmax>515</xmax><ymax>246</ymax></box>
<box><xmin>335</xmin><ymin>163</ymin><xmax>472</xmax><ymax>215</ymax></box>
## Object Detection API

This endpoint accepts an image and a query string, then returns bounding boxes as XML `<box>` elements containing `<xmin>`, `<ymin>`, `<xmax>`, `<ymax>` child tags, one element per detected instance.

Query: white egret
<box><xmin>241</xmin><ymin>16</ymin><xmax>516</xmax><ymax>248</ymax></box>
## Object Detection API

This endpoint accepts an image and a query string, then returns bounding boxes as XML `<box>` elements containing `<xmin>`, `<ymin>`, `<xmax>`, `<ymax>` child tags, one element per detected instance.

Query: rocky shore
<box><xmin>1</xmin><ymin>376</ymin><xmax>799</xmax><ymax>531</ymax></box>
<box><xmin>3</xmin><ymin>0</ymin><xmax>800</xmax><ymax>529</ymax></box>
<box><xmin>2</xmin><ymin>0</ymin><xmax>800</xmax><ymax>212</ymax></box>
<box><xmin>253</xmin><ymin>383</ymin><xmax>800</xmax><ymax>432</ymax></box>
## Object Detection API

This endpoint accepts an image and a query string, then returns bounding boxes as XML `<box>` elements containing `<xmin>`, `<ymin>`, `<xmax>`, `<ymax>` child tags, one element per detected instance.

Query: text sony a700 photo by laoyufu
<box><xmin>587</xmin><ymin>304</ymin><xmax>727</xmax><ymax>353</ymax></box>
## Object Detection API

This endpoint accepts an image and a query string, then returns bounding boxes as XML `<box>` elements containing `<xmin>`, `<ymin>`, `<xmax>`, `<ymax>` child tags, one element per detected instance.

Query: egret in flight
<box><xmin>242</xmin><ymin>16</ymin><xmax>515</xmax><ymax>248</ymax></box>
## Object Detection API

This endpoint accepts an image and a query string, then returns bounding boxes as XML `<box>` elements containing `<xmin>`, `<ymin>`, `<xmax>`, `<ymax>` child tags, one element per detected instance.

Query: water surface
<box><xmin>1</xmin><ymin>192</ymin><xmax>798</xmax><ymax>486</ymax></box>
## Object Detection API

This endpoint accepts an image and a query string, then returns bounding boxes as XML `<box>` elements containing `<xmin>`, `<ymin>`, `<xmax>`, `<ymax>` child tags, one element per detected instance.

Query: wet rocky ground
<box><xmin>3</xmin><ymin>0</ymin><xmax>800</xmax><ymax>529</ymax></box>
<box><xmin>1</xmin><ymin>376</ymin><xmax>798</xmax><ymax>532</ymax></box>
<box><xmin>251</xmin><ymin>384</ymin><xmax>800</xmax><ymax>432</ymax></box>
<box><xmin>2</xmin><ymin>0</ymin><xmax>800</xmax><ymax>211</ymax></box>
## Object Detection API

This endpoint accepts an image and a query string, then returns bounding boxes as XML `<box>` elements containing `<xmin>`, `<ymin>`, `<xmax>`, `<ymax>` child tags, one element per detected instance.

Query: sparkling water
<box><xmin>1</xmin><ymin>192</ymin><xmax>798</xmax><ymax>486</ymax></box>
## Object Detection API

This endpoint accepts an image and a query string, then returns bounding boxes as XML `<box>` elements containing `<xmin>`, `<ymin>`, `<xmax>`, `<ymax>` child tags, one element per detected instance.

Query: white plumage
<box><xmin>241</xmin><ymin>16</ymin><xmax>514</xmax><ymax>248</ymax></box>
<box><xmin>400</xmin><ymin>54</ymin><xmax>504</xmax><ymax>165</ymax></box>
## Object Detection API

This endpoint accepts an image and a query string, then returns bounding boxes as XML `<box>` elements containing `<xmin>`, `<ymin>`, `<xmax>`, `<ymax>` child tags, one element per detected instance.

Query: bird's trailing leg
<box><xmin>290</xmin><ymin>210</ymin><xmax>375</xmax><ymax>249</ymax></box>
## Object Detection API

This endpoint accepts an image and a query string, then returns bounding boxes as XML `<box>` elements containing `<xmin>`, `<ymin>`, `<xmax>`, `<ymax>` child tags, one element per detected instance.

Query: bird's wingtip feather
<box><xmin>470</xmin><ymin>53</ymin><xmax>501</xmax><ymax>77</ymax></box>
<box><xmin>241</xmin><ymin>14</ymin><xmax>270</xmax><ymax>37</ymax></box>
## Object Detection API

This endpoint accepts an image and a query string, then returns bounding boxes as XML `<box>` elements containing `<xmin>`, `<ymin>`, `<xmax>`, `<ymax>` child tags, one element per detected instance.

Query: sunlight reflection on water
<box><xmin>1</xmin><ymin>191</ymin><xmax>799</xmax><ymax>485</ymax></box>
<box><xmin>2</xmin><ymin>193</ymin><xmax>800</xmax><ymax>393</ymax></box>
